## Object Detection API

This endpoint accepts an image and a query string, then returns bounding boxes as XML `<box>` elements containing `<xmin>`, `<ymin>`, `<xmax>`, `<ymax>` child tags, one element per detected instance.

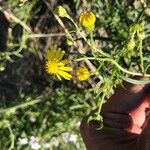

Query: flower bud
<box><xmin>138</xmin><ymin>32</ymin><xmax>145</xmax><ymax>40</ymax></box>
<box><xmin>66</xmin><ymin>38</ymin><xmax>74</xmax><ymax>46</ymax></box>
<box><xmin>79</xmin><ymin>11</ymin><xmax>96</xmax><ymax>32</ymax></box>
<box><xmin>127</xmin><ymin>39</ymin><xmax>135</xmax><ymax>51</ymax></box>
<box><xmin>55</xmin><ymin>5</ymin><xmax>70</xmax><ymax>18</ymax></box>
<box><xmin>76</xmin><ymin>67</ymin><xmax>90</xmax><ymax>81</ymax></box>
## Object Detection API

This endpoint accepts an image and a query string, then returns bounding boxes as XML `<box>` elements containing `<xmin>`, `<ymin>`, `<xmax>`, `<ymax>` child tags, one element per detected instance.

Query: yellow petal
<box><xmin>79</xmin><ymin>11</ymin><xmax>96</xmax><ymax>28</ymax></box>
<box><xmin>58</xmin><ymin>62</ymin><xmax>65</xmax><ymax>66</ymax></box>
<box><xmin>58</xmin><ymin>70</ymin><xmax>72</xmax><ymax>80</ymax></box>
<box><xmin>76</xmin><ymin>67</ymin><xmax>90</xmax><ymax>81</ymax></box>
<box><xmin>55</xmin><ymin>48</ymin><xmax>61</xmax><ymax>61</ymax></box>
<box><xmin>61</xmin><ymin>59</ymin><xmax>70</xmax><ymax>65</ymax></box>
<box><xmin>56</xmin><ymin>48</ymin><xmax>65</xmax><ymax>62</ymax></box>
<box><xmin>47</xmin><ymin>50</ymin><xmax>52</xmax><ymax>60</ymax></box>
<box><xmin>56</xmin><ymin>73</ymin><xmax>62</xmax><ymax>80</ymax></box>
<box><xmin>48</xmin><ymin>48</ymin><xmax>55</xmax><ymax>60</ymax></box>
<box><xmin>59</xmin><ymin>66</ymin><xmax>72</xmax><ymax>71</ymax></box>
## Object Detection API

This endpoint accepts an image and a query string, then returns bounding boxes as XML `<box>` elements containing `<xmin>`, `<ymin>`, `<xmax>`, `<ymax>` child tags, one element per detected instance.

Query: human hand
<box><xmin>80</xmin><ymin>79</ymin><xmax>150</xmax><ymax>150</ymax></box>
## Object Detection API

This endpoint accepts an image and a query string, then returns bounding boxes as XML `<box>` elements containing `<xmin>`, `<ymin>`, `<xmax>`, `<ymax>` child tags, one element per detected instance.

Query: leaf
<box><xmin>121</xmin><ymin>75</ymin><xmax>150</xmax><ymax>84</ymax></box>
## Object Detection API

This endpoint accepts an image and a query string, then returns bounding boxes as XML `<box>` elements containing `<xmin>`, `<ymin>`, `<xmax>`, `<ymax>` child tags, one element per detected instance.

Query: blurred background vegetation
<box><xmin>0</xmin><ymin>0</ymin><xmax>150</xmax><ymax>149</ymax></box>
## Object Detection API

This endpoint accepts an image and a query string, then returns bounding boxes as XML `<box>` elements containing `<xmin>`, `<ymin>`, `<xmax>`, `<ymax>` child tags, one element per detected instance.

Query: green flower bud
<box><xmin>138</xmin><ymin>32</ymin><xmax>145</xmax><ymax>40</ymax></box>
<box><xmin>66</xmin><ymin>38</ymin><xmax>74</xmax><ymax>46</ymax></box>
<box><xmin>55</xmin><ymin>5</ymin><xmax>70</xmax><ymax>18</ymax></box>
<box><xmin>85</xmin><ymin>24</ymin><xmax>95</xmax><ymax>33</ymax></box>
<box><xmin>0</xmin><ymin>64</ymin><xmax>5</xmax><ymax>71</ymax></box>
<box><xmin>127</xmin><ymin>39</ymin><xmax>135</xmax><ymax>50</ymax></box>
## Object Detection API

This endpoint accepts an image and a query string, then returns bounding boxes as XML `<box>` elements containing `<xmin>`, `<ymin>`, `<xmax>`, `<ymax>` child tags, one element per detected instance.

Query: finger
<box><xmin>80</xmin><ymin>110</ymin><xmax>100</xmax><ymax>139</ymax></box>
<box><xmin>135</xmin><ymin>117</ymin><xmax>150</xmax><ymax>150</ymax></box>
<box><xmin>80</xmin><ymin>114</ymin><xmax>139</xmax><ymax>150</ymax></box>
<box><xmin>80</xmin><ymin>116</ymin><xmax>100</xmax><ymax>150</ymax></box>
<box><xmin>136</xmin><ymin>95</ymin><xmax>150</xmax><ymax>150</ymax></box>
<box><xmin>102</xmin><ymin>112</ymin><xmax>132</xmax><ymax>129</ymax></box>
<box><xmin>102</xmin><ymin>79</ymin><xmax>150</xmax><ymax>114</ymax></box>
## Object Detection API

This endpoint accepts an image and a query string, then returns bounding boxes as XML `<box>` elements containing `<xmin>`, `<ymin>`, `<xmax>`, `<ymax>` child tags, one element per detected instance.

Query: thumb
<box><xmin>135</xmin><ymin>94</ymin><xmax>150</xmax><ymax>150</ymax></box>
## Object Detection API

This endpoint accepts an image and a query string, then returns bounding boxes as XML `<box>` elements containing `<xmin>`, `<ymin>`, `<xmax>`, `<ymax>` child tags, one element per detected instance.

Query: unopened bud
<box><xmin>55</xmin><ymin>5</ymin><xmax>70</xmax><ymax>18</ymax></box>
<box><xmin>127</xmin><ymin>39</ymin><xmax>135</xmax><ymax>50</ymax></box>
<box><xmin>66</xmin><ymin>38</ymin><xmax>74</xmax><ymax>46</ymax></box>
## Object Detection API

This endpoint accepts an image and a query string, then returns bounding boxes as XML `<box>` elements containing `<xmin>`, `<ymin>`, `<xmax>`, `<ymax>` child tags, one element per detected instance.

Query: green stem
<box><xmin>90</xmin><ymin>31</ymin><xmax>97</xmax><ymax>57</ymax></box>
<box><xmin>76</xmin><ymin>0</ymin><xmax>80</xmax><ymax>9</ymax></box>
<box><xmin>90</xmin><ymin>31</ymin><xmax>94</xmax><ymax>48</ymax></box>
<box><xmin>82</xmin><ymin>0</ymin><xmax>87</xmax><ymax>7</ymax></box>
<box><xmin>0</xmin><ymin>99</ymin><xmax>41</xmax><ymax>114</ymax></box>
<box><xmin>139</xmin><ymin>40</ymin><xmax>144</xmax><ymax>74</ymax></box>
<box><xmin>7</xmin><ymin>124</ymin><xmax>15</xmax><ymax>150</ymax></box>
<box><xmin>76</xmin><ymin>57</ymin><xmax>150</xmax><ymax>77</ymax></box>
<box><xmin>105</xmin><ymin>0</ymin><xmax>110</xmax><ymax>14</ymax></box>
<box><xmin>69</xmin><ymin>18</ymin><xmax>111</xmax><ymax>58</ymax></box>
<box><xmin>97</xmin><ymin>93</ymin><xmax>105</xmax><ymax>116</ymax></box>
<box><xmin>83</xmin><ymin>31</ymin><xmax>110</xmax><ymax>57</ymax></box>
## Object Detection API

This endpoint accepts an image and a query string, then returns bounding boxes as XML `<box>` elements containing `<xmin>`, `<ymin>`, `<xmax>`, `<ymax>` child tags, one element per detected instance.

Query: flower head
<box><xmin>76</xmin><ymin>67</ymin><xmax>90</xmax><ymax>81</ymax></box>
<box><xmin>55</xmin><ymin>5</ymin><xmax>70</xmax><ymax>18</ymax></box>
<box><xmin>45</xmin><ymin>48</ymin><xmax>72</xmax><ymax>80</ymax></box>
<box><xmin>79</xmin><ymin>11</ymin><xmax>96</xmax><ymax>31</ymax></box>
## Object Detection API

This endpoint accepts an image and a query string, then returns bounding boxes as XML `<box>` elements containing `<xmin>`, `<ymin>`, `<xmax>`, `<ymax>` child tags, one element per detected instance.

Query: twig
<box><xmin>3</xmin><ymin>9</ymin><xmax>32</xmax><ymax>33</ymax></box>
<box><xmin>25</xmin><ymin>33</ymin><xmax>66</xmax><ymax>38</ymax></box>
<box><xmin>0</xmin><ymin>99</ymin><xmax>41</xmax><ymax>114</ymax></box>
<box><xmin>42</xmin><ymin>0</ymin><xmax>73</xmax><ymax>40</ymax></box>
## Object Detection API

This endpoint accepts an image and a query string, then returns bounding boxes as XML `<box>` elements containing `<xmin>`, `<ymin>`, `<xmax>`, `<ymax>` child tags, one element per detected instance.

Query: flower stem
<box><xmin>139</xmin><ymin>40</ymin><xmax>144</xmax><ymax>74</ymax></box>
<box><xmin>97</xmin><ymin>93</ymin><xmax>105</xmax><ymax>116</ymax></box>
<box><xmin>7</xmin><ymin>124</ymin><xmax>15</xmax><ymax>150</ymax></box>
<box><xmin>76</xmin><ymin>57</ymin><xmax>150</xmax><ymax>77</ymax></box>
<box><xmin>0</xmin><ymin>99</ymin><xmax>41</xmax><ymax>114</ymax></box>
<box><xmin>82</xmin><ymin>0</ymin><xmax>87</xmax><ymax>7</ymax></box>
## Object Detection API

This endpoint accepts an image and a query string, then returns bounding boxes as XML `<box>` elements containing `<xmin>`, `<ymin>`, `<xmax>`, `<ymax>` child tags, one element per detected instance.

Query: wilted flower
<box><xmin>76</xmin><ymin>67</ymin><xmax>90</xmax><ymax>81</ymax></box>
<box><xmin>79</xmin><ymin>11</ymin><xmax>96</xmax><ymax>32</ymax></box>
<box><xmin>45</xmin><ymin>48</ymin><xmax>72</xmax><ymax>80</ymax></box>
<box><xmin>129</xmin><ymin>21</ymin><xmax>145</xmax><ymax>41</ymax></box>
<box><xmin>55</xmin><ymin>5</ymin><xmax>70</xmax><ymax>18</ymax></box>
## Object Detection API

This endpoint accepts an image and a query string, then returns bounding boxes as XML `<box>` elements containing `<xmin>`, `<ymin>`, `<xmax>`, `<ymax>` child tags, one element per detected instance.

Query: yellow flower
<box><xmin>55</xmin><ymin>5</ymin><xmax>70</xmax><ymax>18</ymax></box>
<box><xmin>79</xmin><ymin>11</ymin><xmax>96</xmax><ymax>29</ymax></box>
<box><xmin>76</xmin><ymin>67</ymin><xmax>90</xmax><ymax>81</ymax></box>
<box><xmin>45</xmin><ymin>48</ymin><xmax>72</xmax><ymax>80</ymax></box>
